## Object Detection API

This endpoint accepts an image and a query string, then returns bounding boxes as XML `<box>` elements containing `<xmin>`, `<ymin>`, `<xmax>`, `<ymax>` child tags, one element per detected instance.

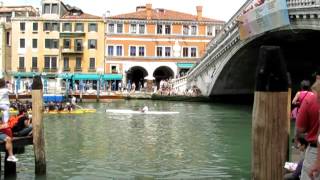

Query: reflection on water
<box><xmin>12</xmin><ymin>100</ymin><xmax>252</xmax><ymax>180</ymax></box>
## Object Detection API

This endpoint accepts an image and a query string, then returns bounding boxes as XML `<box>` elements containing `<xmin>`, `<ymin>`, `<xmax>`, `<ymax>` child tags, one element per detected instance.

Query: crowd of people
<box><xmin>0</xmin><ymin>78</ymin><xmax>33</xmax><ymax>163</ymax></box>
<box><xmin>286</xmin><ymin>70</ymin><xmax>320</xmax><ymax>180</ymax></box>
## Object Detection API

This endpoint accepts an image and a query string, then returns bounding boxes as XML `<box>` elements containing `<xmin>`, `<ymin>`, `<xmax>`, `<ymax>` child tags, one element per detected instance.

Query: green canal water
<box><xmin>14</xmin><ymin>100</ymin><xmax>252</xmax><ymax>179</ymax></box>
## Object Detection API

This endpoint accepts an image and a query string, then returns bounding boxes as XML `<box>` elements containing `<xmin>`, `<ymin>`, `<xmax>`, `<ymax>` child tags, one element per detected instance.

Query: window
<box><xmin>139</xmin><ymin>47</ymin><xmax>145</xmax><ymax>56</ymax></box>
<box><xmin>19</xmin><ymin>57</ymin><xmax>25</xmax><ymax>69</ymax></box>
<box><xmin>44</xmin><ymin>56</ymin><xmax>57</xmax><ymax>69</ymax></box>
<box><xmin>63</xmin><ymin>23</ymin><xmax>72</xmax><ymax>31</ymax></box>
<box><xmin>63</xmin><ymin>57</ymin><xmax>69</xmax><ymax>70</ymax></box>
<box><xmin>157</xmin><ymin>47</ymin><xmax>162</xmax><ymax>57</ymax></box>
<box><xmin>130</xmin><ymin>46</ymin><xmax>136</xmax><ymax>56</ymax></box>
<box><xmin>32</xmin><ymin>57</ymin><xmax>37</xmax><ymax>68</ymax></box>
<box><xmin>43</xmin><ymin>22</ymin><xmax>51</xmax><ymax>31</ymax></box>
<box><xmin>6</xmin><ymin>32</ymin><xmax>10</xmax><ymax>46</ymax></box>
<box><xmin>139</xmin><ymin>24</ymin><xmax>145</xmax><ymax>34</ymax></box>
<box><xmin>88</xmin><ymin>39</ymin><xmax>97</xmax><ymax>49</ymax></box>
<box><xmin>20</xmin><ymin>39</ymin><xmax>25</xmax><ymax>48</ymax></box>
<box><xmin>75</xmin><ymin>39</ymin><xmax>83</xmax><ymax>51</ymax></box>
<box><xmin>51</xmin><ymin>4</ymin><xmax>59</xmax><ymax>14</ymax></box>
<box><xmin>191</xmin><ymin>25</ymin><xmax>197</xmax><ymax>35</ymax></box>
<box><xmin>43</xmin><ymin>4</ymin><xmax>50</xmax><ymax>14</ymax></box>
<box><xmin>108</xmin><ymin>46</ymin><xmax>114</xmax><ymax>56</ymax></box>
<box><xmin>20</xmin><ymin>22</ymin><xmax>25</xmax><ymax>31</ymax></box>
<box><xmin>89</xmin><ymin>23</ymin><xmax>97</xmax><ymax>32</ymax></box>
<box><xmin>32</xmin><ymin>39</ymin><xmax>37</xmax><ymax>49</ymax></box>
<box><xmin>75</xmin><ymin>23</ymin><xmax>84</xmax><ymax>32</ymax></box>
<box><xmin>165</xmin><ymin>25</ymin><xmax>171</xmax><ymax>34</ymax></box>
<box><xmin>44</xmin><ymin>57</ymin><xmax>50</xmax><ymax>69</ymax></box>
<box><xmin>117</xmin><ymin>24</ymin><xmax>123</xmax><ymax>33</ymax></box>
<box><xmin>52</xmin><ymin>23</ymin><xmax>59</xmax><ymax>31</ymax></box>
<box><xmin>207</xmin><ymin>25</ymin><xmax>213</xmax><ymax>36</ymax></box>
<box><xmin>183</xmin><ymin>25</ymin><xmax>189</xmax><ymax>35</ymax></box>
<box><xmin>45</xmin><ymin>39</ymin><xmax>59</xmax><ymax>49</ymax></box>
<box><xmin>157</xmin><ymin>24</ymin><xmax>162</xmax><ymax>34</ymax></box>
<box><xmin>182</xmin><ymin>47</ymin><xmax>197</xmax><ymax>57</ymax></box>
<box><xmin>191</xmin><ymin>48</ymin><xmax>197</xmax><ymax>57</ymax></box>
<box><xmin>108</xmin><ymin>24</ymin><xmax>114</xmax><ymax>33</ymax></box>
<box><xmin>89</xmin><ymin>58</ymin><xmax>95</xmax><ymax>69</ymax></box>
<box><xmin>165</xmin><ymin>47</ymin><xmax>171</xmax><ymax>57</ymax></box>
<box><xmin>130</xmin><ymin>24</ymin><xmax>137</xmax><ymax>34</ymax></box>
<box><xmin>63</xmin><ymin>39</ymin><xmax>70</xmax><ymax>49</ymax></box>
<box><xmin>116</xmin><ymin>46</ymin><xmax>122</xmax><ymax>56</ymax></box>
<box><xmin>183</xmin><ymin>47</ymin><xmax>188</xmax><ymax>57</ymax></box>
<box><xmin>33</xmin><ymin>22</ymin><xmax>38</xmax><ymax>31</ymax></box>
<box><xmin>111</xmin><ymin>65</ymin><xmax>118</xmax><ymax>73</ymax></box>
<box><xmin>76</xmin><ymin>57</ymin><xmax>81</xmax><ymax>69</ymax></box>
<box><xmin>51</xmin><ymin>57</ymin><xmax>57</xmax><ymax>69</ymax></box>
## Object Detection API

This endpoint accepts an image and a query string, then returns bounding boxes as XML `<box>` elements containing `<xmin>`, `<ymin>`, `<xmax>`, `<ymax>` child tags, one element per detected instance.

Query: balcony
<box><xmin>63</xmin><ymin>67</ymin><xmax>70</xmax><ymax>72</ymax></box>
<box><xmin>17</xmin><ymin>67</ymin><xmax>26</xmax><ymax>72</ymax></box>
<box><xmin>88</xmin><ymin>68</ymin><xmax>96</xmax><ymax>72</ymax></box>
<box><xmin>61</xmin><ymin>47</ymin><xmax>83</xmax><ymax>54</ymax></box>
<box><xmin>75</xmin><ymin>67</ymin><xmax>82</xmax><ymax>72</ymax></box>
<box><xmin>43</xmin><ymin>68</ymin><xmax>58</xmax><ymax>73</ymax></box>
<box><xmin>30</xmin><ymin>67</ymin><xmax>39</xmax><ymax>72</ymax></box>
<box><xmin>60</xmin><ymin>32</ymin><xmax>85</xmax><ymax>38</ymax></box>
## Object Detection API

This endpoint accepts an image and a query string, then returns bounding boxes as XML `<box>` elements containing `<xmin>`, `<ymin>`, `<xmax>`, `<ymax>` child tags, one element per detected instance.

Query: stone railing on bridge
<box><xmin>170</xmin><ymin>76</ymin><xmax>188</xmax><ymax>94</ymax></box>
<box><xmin>175</xmin><ymin>0</ymin><xmax>320</xmax><ymax>94</ymax></box>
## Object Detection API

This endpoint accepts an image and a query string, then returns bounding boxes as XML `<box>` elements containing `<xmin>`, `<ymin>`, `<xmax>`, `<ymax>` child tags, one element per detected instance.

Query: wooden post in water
<box><xmin>31</xmin><ymin>75</ymin><xmax>46</xmax><ymax>175</ymax></box>
<box><xmin>252</xmin><ymin>46</ymin><xmax>290</xmax><ymax>179</ymax></box>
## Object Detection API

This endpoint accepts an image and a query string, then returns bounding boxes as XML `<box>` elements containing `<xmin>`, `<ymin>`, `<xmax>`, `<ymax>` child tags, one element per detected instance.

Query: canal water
<box><xmin>14</xmin><ymin>100</ymin><xmax>252</xmax><ymax>180</ymax></box>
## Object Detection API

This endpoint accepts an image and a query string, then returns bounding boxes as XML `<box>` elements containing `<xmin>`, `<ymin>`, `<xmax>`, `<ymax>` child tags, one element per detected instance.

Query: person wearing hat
<box><xmin>296</xmin><ymin>70</ymin><xmax>320</xmax><ymax>179</ymax></box>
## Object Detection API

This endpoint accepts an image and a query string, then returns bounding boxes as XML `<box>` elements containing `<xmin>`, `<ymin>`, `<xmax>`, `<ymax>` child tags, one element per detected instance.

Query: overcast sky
<box><xmin>3</xmin><ymin>0</ymin><xmax>247</xmax><ymax>21</ymax></box>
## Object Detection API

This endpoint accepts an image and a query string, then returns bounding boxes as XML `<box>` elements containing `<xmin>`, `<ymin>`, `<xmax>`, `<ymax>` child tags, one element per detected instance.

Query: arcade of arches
<box><xmin>126</xmin><ymin>66</ymin><xmax>174</xmax><ymax>90</ymax></box>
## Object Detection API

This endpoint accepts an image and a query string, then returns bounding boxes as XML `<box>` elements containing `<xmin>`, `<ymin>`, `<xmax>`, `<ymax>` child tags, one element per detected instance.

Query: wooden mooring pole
<box><xmin>252</xmin><ymin>46</ymin><xmax>290</xmax><ymax>179</ymax></box>
<box><xmin>31</xmin><ymin>75</ymin><xmax>46</xmax><ymax>175</ymax></box>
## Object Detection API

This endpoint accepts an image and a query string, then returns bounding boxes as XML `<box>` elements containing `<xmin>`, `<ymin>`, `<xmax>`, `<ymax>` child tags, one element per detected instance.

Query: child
<box><xmin>0</xmin><ymin>78</ymin><xmax>10</xmax><ymax>124</ymax></box>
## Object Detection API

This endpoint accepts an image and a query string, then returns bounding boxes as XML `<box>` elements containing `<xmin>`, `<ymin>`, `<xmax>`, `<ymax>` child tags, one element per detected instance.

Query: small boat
<box><xmin>105</xmin><ymin>109</ymin><xmax>179</xmax><ymax>115</ymax></box>
<box><xmin>9</xmin><ymin>109</ymin><xmax>96</xmax><ymax>114</ymax></box>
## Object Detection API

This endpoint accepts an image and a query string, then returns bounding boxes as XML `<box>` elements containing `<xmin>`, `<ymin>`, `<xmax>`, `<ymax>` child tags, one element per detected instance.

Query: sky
<box><xmin>2</xmin><ymin>0</ymin><xmax>247</xmax><ymax>22</ymax></box>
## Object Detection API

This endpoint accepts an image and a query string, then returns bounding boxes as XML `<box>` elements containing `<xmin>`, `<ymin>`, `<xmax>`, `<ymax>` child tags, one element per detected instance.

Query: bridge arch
<box><xmin>211</xmin><ymin>27</ymin><xmax>320</xmax><ymax>98</ymax></box>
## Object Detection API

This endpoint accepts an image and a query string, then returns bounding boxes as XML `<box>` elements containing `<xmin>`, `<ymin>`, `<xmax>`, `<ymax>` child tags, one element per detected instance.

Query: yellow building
<box><xmin>105</xmin><ymin>4</ymin><xmax>225</xmax><ymax>89</ymax></box>
<box><xmin>0</xmin><ymin>5</ymin><xmax>37</xmax><ymax>80</ymax></box>
<box><xmin>11</xmin><ymin>0</ymin><xmax>104</xmax><ymax>93</ymax></box>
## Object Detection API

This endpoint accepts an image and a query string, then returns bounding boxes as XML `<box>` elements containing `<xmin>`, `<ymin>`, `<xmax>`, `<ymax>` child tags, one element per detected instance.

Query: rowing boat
<box><xmin>9</xmin><ymin>109</ymin><xmax>96</xmax><ymax>114</ymax></box>
<box><xmin>105</xmin><ymin>109</ymin><xmax>179</xmax><ymax>115</ymax></box>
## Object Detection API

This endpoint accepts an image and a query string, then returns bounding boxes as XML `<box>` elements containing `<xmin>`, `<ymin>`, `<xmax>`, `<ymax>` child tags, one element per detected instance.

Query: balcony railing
<box><xmin>75</xmin><ymin>67</ymin><xmax>82</xmax><ymax>72</ymax></box>
<box><xmin>61</xmin><ymin>47</ymin><xmax>83</xmax><ymax>54</ymax></box>
<box><xmin>43</xmin><ymin>68</ymin><xmax>58</xmax><ymax>73</ymax></box>
<box><xmin>63</xmin><ymin>67</ymin><xmax>70</xmax><ymax>72</ymax></box>
<box><xmin>18</xmin><ymin>67</ymin><xmax>26</xmax><ymax>72</ymax></box>
<box><xmin>88</xmin><ymin>68</ymin><xmax>96</xmax><ymax>72</ymax></box>
<box><xmin>30</xmin><ymin>67</ymin><xmax>39</xmax><ymax>72</ymax></box>
<box><xmin>60</xmin><ymin>32</ymin><xmax>85</xmax><ymax>38</ymax></box>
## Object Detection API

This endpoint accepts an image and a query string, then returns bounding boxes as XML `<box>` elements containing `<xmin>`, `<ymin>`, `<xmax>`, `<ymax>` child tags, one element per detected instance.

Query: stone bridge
<box><xmin>173</xmin><ymin>0</ymin><xmax>320</xmax><ymax>98</ymax></box>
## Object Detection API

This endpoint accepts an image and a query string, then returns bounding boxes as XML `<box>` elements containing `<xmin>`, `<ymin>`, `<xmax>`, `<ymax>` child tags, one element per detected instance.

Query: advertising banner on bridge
<box><xmin>238</xmin><ymin>0</ymin><xmax>290</xmax><ymax>40</ymax></box>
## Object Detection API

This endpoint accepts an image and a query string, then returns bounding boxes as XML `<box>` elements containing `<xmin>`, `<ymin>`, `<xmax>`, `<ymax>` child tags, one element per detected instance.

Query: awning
<box><xmin>73</xmin><ymin>73</ymin><xmax>100</xmax><ymax>80</ymax></box>
<box><xmin>177</xmin><ymin>63</ymin><xmax>194</xmax><ymax>69</ymax></box>
<box><xmin>101</xmin><ymin>74</ymin><xmax>123</xmax><ymax>81</ymax></box>
<box><xmin>13</xmin><ymin>72</ymin><xmax>39</xmax><ymax>78</ymax></box>
<box><xmin>58</xmin><ymin>73</ymin><xmax>73</xmax><ymax>79</ymax></box>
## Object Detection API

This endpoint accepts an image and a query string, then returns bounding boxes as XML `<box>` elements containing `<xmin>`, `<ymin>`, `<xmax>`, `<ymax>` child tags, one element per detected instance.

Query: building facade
<box><xmin>11</xmin><ymin>0</ymin><xmax>104</xmax><ymax>93</ymax></box>
<box><xmin>0</xmin><ymin>5</ymin><xmax>38</xmax><ymax>79</ymax></box>
<box><xmin>105</xmin><ymin>4</ymin><xmax>224</xmax><ymax>89</ymax></box>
